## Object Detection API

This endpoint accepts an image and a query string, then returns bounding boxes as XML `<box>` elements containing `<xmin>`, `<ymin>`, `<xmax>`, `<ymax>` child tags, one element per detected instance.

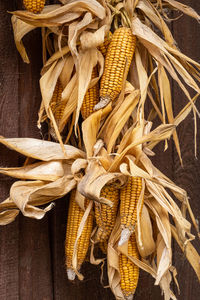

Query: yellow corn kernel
<box><xmin>65</xmin><ymin>189</ymin><xmax>93</xmax><ymax>279</ymax></box>
<box><xmin>81</xmin><ymin>67</ymin><xmax>99</xmax><ymax>120</ymax></box>
<box><xmin>50</xmin><ymin>79</ymin><xmax>65</xmax><ymax>127</ymax></box>
<box><xmin>99</xmin><ymin>240</ymin><xmax>108</xmax><ymax>255</ymax></box>
<box><xmin>95</xmin><ymin>184</ymin><xmax>119</xmax><ymax>242</ymax></box>
<box><xmin>97</xmin><ymin>27</ymin><xmax>136</xmax><ymax>109</ymax></box>
<box><xmin>120</xmin><ymin>176</ymin><xmax>143</xmax><ymax>233</ymax></box>
<box><xmin>119</xmin><ymin>233</ymin><xmax>139</xmax><ymax>299</ymax></box>
<box><xmin>98</xmin><ymin>31</ymin><xmax>113</xmax><ymax>57</ymax></box>
<box><xmin>23</xmin><ymin>0</ymin><xmax>45</xmax><ymax>13</ymax></box>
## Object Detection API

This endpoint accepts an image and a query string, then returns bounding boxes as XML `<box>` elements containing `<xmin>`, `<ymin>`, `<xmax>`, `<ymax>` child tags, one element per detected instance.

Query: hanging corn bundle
<box><xmin>0</xmin><ymin>0</ymin><xmax>200</xmax><ymax>300</ymax></box>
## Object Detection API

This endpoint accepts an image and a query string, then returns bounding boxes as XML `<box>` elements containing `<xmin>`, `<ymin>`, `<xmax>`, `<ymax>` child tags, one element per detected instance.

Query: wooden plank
<box><xmin>17</xmin><ymin>23</ymin><xmax>53</xmax><ymax>300</ymax></box>
<box><xmin>0</xmin><ymin>1</ymin><xmax>20</xmax><ymax>299</ymax></box>
<box><xmin>172</xmin><ymin>0</ymin><xmax>200</xmax><ymax>299</ymax></box>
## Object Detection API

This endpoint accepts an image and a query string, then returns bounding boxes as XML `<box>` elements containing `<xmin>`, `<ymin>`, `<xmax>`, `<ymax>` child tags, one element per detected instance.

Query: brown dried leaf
<box><xmin>109</xmin><ymin>124</ymin><xmax>175</xmax><ymax>171</ymax></box>
<box><xmin>100</xmin><ymin>89</ymin><xmax>140</xmax><ymax>153</ymax></box>
<box><xmin>171</xmin><ymin>225</ymin><xmax>200</xmax><ymax>281</ymax></box>
<box><xmin>75</xmin><ymin>48</ymin><xmax>104</xmax><ymax>129</ymax></box>
<box><xmin>0</xmin><ymin>137</ymin><xmax>85</xmax><ymax>161</ymax></box>
<box><xmin>11</xmin><ymin>15</ymin><xmax>35</xmax><ymax>63</ymax></box>
<box><xmin>0</xmin><ymin>210</ymin><xmax>19</xmax><ymax>225</ymax></box>
<box><xmin>0</xmin><ymin>175</ymin><xmax>76</xmax><ymax>221</ymax></box>
<box><xmin>12</xmin><ymin>0</ymin><xmax>105</xmax><ymax>26</ymax></box>
<box><xmin>0</xmin><ymin>160</ymin><xmax>71</xmax><ymax>181</ymax></box>
<box><xmin>77</xmin><ymin>161</ymin><xmax>127</xmax><ymax>205</ymax></box>
<box><xmin>164</xmin><ymin>0</ymin><xmax>200</xmax><ymax>21</ymax></box>
<box><xmin>136</xmin><ymin>204</ymin><xmax>156</xmax><ymax>257</ymax></box>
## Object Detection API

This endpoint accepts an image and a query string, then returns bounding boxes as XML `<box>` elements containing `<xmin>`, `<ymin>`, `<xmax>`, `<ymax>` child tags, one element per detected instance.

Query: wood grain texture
<box><xmin>172</xmin><ymin>1</ymin><xmax>200</xmax><ymax>299</ymax></box>
<box><xmin>17</xmin><ymin>7</ymin><xmax>53</xmax><ymax>300</ymax></box>
<box><xmin>0</xmin><ymin>0</ymin><xmax>200</xmax><ymax>299</ymax></box>
<box><xmin>0</xmin><ymin>1</ymin><xmax>19</xmax><ymax>300</ymax></box>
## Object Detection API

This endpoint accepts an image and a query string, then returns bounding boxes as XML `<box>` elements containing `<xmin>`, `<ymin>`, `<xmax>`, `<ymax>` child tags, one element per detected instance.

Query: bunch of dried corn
<box><xmin>3</xmin><ymin>1</ymin><xmax>200</xmax><ymax>300</ymax></box>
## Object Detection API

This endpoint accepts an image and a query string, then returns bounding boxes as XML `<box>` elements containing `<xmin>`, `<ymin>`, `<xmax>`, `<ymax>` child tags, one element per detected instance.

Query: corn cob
<box><xmin>119</xmin><ymin>177</ymin><xmax>143</xmax><ymax>245</ymax></box>
<box><xmin>119</xmin><ymin>233</ymin><xmax>139</xmax><ymax>300</ymax></box>
<box><xmin>98</xmin><ymin>31</ymin><xmax>113</xmax><ymax>57</ymax></box>
<box><xmin>23</xmin><ymin>0</ymin><xmax>45</xmax><ymax>13</ymax></box>
<box><xmin>95</xmin><ymin>27</ymin><xmax>136</xmax><ymax>110</ymax></box>
<box><xmin>49</xmin><ymin>79</ymin><xmax>65</xmax><ymax>126</ymax></box>
<box><xmin>65</xmin><ymin>189</ymin><xmax>93</xmax><ymax>280</ymax></box>
<box><xmin>95</xmin><ymin>184</ymin><xmax>119</xmax><ymax>242</ymax></box>
<box><xmin>81</xmin><ymin>32</ymin><xmax>113</xmax><ymax>118</ymax></box>
<box><xmin>81</xmin><ymin>67</ymin><xmax>99</xmax><ymax>120</ymax></box>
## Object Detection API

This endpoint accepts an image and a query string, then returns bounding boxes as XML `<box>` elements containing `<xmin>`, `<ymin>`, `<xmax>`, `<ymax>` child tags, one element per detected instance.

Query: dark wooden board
<box><xmin>172</xmin><ymin>1</ymin><xmax>200</xmax><ymax>299</ymax></box>
<box><xmin>0</xmin><ymin>1</ymin><xmax>200</xmax><ymax>299</ymax></box>
<box><xmin>0</xmin><ymin>1</ymin><xmax>20</xmax><ymax>299</ymax></box>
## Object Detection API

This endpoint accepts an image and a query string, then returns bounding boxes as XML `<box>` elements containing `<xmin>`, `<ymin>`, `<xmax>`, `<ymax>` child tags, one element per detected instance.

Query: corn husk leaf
<box><xmin>77</xmin><ymin>160</ymin><xmax>127</xmax><ymax>205</ymax></box>
<box><xmin>109</xmin><ymin>123</ymin><xmax>175</xmax><ymax>171</ymax></box>
<box><xmin>146</xmin><ymin>199</ymin><xmax>171</xmax><ymax>285</ymax></box>
<box><xmin>68</xmin><ymin>12</ymin><xmax>94</xmax><ymax>58</ymax></box>
<box><xmin>0</xmin><ymin>210</ymin><xmax>19</xmax><ymax>226</ymax></box>
<box><xmin>0</xmin><ymin>175</ymin><xmax>76</xmax><ymax>222</ymax></box>
<box><xmin>82</xmin><ymin>104</ymin><xmax>112</xmax><ymax>157</ymax></box>
<box><xmin>164</xmin><ymin>0</ymin><xmax>200</xmax><ymax>21</ymax></box>
<box><xmin>0</xmin><ymin>137</ymin><xmax>85</xmax><ymax>161</ymax></box>
<box><xmin>131</xmin><ymin>16</ymin><xmax>200</xmax><ymax>127</ymax></box>
<box><xmin>12</xmin><ymin>0</ymin><xmax>105</xmax><ymax>27</ymax></box>
<box><xmin>11</xmin><ymin>5</ymin><xmax>61</xmax><ymax>62</ymax></box>
<box><xmin>75</xmin><ymin>48</ymin><xmax>104</xmax><ymax>129</ymax></box>
<box><xmin>11</xmin><ymin>15</ymin><xmax>35</xmax><ymax>63</ymax></box>
<box><xmin>171</xmin><ymin>225</ymin><xmax>200</xmax><ymax>281</ymax></box>
<box><xmin>136</xmin><ymin>204</ymin><xmax>156</xmax><ymax>257</ymax></box>
<box><xmin>0</xmin><ymin>160</ymin><xmax>71</xmax><ymax>181</ymax></box>
<box><xmin>156</xmin><ymin>233</ymin><xmax>176</xmax><ymax>300</ymax></box>
<box><xmin>99</xmin><ymin>87</ymin><xmax>140</xmax><ymax>153</ymax></box>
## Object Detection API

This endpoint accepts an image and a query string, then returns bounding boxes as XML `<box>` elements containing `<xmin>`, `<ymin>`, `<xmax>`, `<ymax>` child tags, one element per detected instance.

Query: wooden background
<box><xmin>0</xmin><ymin>1</ymin><xmax>199</xmax><ymax>299</ymax></box>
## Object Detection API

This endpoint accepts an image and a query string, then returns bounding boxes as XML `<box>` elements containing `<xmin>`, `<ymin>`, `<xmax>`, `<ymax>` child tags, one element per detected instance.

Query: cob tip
<box><xmin>125</xmin><ymin>294</ymin><xmax>134</xmax><ymax>300</ymax></box>
<box><xmin>67</xmin><ymin>268</ymin><xmax>76</xmax><ymax>281</ymax></box>
<box><xmin>118</xmin><ymin>228</ymin><xmax>132</xmax><ymax>246</ymax></box>
<box><xmin>94</xmin><ymin>97</ymin><xmax>110</xmax><ymax>111</ymax></box>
